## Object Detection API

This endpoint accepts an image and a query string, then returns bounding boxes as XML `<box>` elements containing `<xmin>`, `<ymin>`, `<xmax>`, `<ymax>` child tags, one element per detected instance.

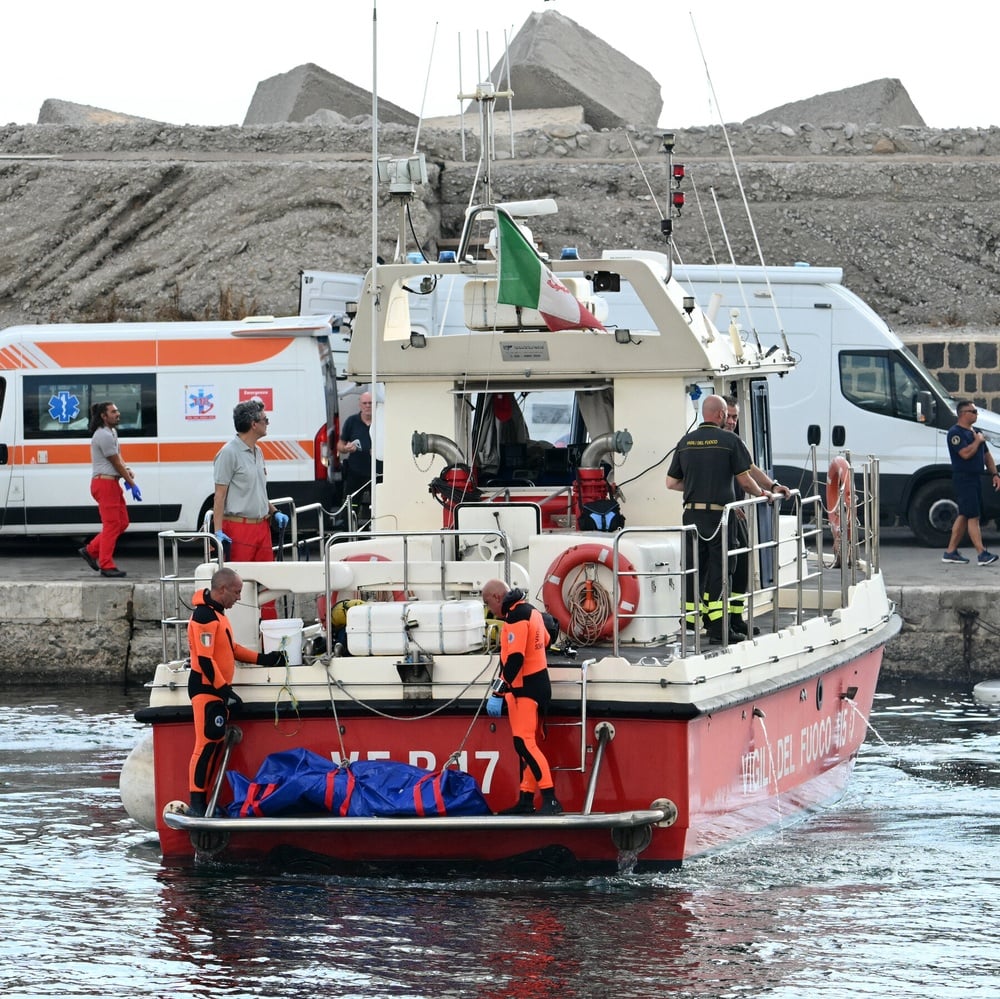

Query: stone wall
<box><xmin>902</xmin><ymin>332</ymin><xmax>1000</xmax><ymax>413</ymax></box>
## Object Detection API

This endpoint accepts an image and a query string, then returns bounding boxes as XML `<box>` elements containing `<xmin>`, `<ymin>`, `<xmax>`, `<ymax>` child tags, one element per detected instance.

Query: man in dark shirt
<box><xmin>666</xmin><ymin>395</ymin><xmax>772</xmax><ymax>644</ymax></box>
<box><xmin>943</xmin><ymin>400</ymin><xmax>1000</xmax><ymax>565</ymax></box>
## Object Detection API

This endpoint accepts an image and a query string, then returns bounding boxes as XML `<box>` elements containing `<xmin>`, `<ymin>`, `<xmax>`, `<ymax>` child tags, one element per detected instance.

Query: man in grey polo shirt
<box><xmin>212</xmin><ymin>400</ymin><xmax>288</xmax><ymax>576</ymax></box>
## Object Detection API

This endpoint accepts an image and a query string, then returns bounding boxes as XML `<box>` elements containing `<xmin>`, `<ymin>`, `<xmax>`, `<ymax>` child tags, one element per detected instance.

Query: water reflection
<box><xmin>1</xmin><ymin>681</ymin><xmax>998</xmax><ymax>998</ymax></box>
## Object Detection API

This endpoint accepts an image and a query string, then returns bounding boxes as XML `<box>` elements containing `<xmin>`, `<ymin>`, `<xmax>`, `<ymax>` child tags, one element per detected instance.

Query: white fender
<box><xmin>119</xmin><ymin>730</ymin><xmax>157</xmax><ymax>830</ymax></box>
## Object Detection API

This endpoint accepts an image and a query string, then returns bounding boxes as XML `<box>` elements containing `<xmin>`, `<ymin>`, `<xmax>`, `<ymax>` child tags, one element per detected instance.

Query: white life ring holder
<box><xmin>542</xmin><ymin>543</ymin><xmax>639</xmax><ymax>641</ymax></box>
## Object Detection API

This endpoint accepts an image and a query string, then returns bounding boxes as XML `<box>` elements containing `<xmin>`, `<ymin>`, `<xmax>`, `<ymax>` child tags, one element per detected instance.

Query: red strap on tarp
<box><xmin>240</xmin><ymin>781</ymin><xmax>278</xmax><ymax>817</ymax></box>
<box><xmin>413</xmin><ymin>772</ymin><xmax>447</xmax><ymax>816</ymax></box>
<box><xmin>323</xmin><ymin>767</ymin><xmax>355</xmax><ymax>815</ymax></box>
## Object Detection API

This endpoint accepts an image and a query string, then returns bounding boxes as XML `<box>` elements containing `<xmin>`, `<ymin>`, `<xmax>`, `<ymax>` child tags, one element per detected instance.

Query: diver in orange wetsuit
<box><xmin>482</xmin><ymin>579</ymin><xmax>562</xmax><ymax>816</ymax></box>
<box><xmin>186</xmin><ymin>567</ymin><xmax>284</xmax><ymax>815</ymax></box>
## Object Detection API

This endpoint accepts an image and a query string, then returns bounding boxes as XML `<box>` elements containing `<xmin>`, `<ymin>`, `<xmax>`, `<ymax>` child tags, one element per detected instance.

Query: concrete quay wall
<box><xmin>0</xmin><ymin>579</ymin><xmax>996</xmax><ymax>688</ymax></box>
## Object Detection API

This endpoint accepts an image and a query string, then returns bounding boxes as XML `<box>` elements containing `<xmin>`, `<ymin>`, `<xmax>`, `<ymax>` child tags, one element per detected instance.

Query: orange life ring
<box><xmin>542</xmin><ymin>543</ymin><xmax>639</xmax><ymax>642</ymax></box>
<box><xmin>826</xmin><ymin>456</ymin><xmax>853</xmax><ymax>547</ymax></box>
<box><xmin>318</xmin><ymin>553</ymin><xmax>407</xmax><ymax>618</ymax></box>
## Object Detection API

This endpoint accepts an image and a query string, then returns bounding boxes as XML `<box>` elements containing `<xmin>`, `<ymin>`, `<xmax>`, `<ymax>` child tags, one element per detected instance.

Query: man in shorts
<box><xmin>943</xmin><ymin>400</ymin><xmax>1000</xmax><ymax>565</ymax></box>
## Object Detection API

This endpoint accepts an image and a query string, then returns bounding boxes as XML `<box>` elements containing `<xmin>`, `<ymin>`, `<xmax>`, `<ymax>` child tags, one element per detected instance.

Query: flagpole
<box><xmin>368</xmin><ymin>1</ymin><xmax>379</xmax><ymax>530</ymax></box>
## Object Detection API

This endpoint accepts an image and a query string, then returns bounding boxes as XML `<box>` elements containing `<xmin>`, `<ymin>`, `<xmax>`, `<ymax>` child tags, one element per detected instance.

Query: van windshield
<box><xmin>839</xmin><ymin>350</ymin><xmax>943</xmax><ymax>422</ymax></box>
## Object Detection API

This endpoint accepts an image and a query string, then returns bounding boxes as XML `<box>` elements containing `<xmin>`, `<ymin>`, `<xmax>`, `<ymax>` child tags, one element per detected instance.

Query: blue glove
<box><xmin>486</xmin><ymin>695</ymin><xmax>504</xmax><ymax>718</ymax></box>
<box><xmin>273</xmin><ymin>511</ymin><xmax>289</xmax><ymax>529</ymax></box>
<box><xmin>126</xmin><ymin>483</ymin><xmax>142</xmax><ymax>501</ymax></box>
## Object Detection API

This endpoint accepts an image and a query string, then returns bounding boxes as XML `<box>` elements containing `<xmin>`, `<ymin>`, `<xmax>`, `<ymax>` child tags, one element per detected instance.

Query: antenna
<box><xmin>690</xmin><ymin>14</ymin><xmax>791</xmax><ymax>359</ymax></box>
<box><xmin>369</xmin><ymin>1</ymin><xmax>380</xmax><ymax>529</ymax></box>
<box><xmin>709</xmin><ymin>186</ymin><xmax>761</xmax><ymax>353</ymax></box>
<box><xmin>411</xmin><ymin>21</ymin><xmax>439</xmax><ymax>155</ymax></box>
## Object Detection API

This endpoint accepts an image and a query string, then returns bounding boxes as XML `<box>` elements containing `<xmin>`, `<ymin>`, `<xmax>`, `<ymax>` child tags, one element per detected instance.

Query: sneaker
<box><xmin>978</xmin><ymin>551</ymin><xmax>999</xmax><ymax>566</ymax></box>
<box><xmin>78</xmin><ymin>547</ymin><xmax>99</xmax><ymax>572</ymax></box>
<box><xmin>100</xmin><ymin>568</ymin><xmax>127</xmax><ymax>578</ymax></box>
<box><xmin>942</xmin><ymin>550</ymin><xmax>971</xmax><ymax>564</ymax></box>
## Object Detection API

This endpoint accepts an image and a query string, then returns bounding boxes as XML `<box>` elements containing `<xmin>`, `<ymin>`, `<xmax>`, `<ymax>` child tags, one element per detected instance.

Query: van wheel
<box><xmin>908</xmin><ymin>480</ymin><xmax>957</xmax><ymax>548</ymax></box>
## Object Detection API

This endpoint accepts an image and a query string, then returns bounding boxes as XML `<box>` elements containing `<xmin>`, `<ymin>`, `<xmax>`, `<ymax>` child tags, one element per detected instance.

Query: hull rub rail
<box><xmin>163</xmin><ymin>806</ymin><xmax>672</xmax><ymax>834</ymax></box>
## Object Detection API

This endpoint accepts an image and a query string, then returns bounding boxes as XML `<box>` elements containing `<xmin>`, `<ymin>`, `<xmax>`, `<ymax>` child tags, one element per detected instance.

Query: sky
<box><xmin>2</xmin><ymin>1</ymin><xmax>997</xmax><ymax>130</ymax></box>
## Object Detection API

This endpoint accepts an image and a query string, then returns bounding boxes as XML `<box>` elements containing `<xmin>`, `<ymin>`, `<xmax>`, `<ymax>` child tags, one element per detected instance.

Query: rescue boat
<box><xmin>120</xmin><ymin>86</ymin><xmax>900</xmax><ymax>874</ymax></box>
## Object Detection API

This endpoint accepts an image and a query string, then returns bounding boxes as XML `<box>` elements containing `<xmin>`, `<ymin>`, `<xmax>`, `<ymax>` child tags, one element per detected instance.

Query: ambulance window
<box><xmin>23</xmin><ymin>374</ymin><xmax>156</xmax><ymax>439</ymax></box>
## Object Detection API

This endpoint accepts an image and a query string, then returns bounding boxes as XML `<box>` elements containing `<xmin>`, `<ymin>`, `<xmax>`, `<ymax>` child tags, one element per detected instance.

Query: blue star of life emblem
<box><xmin>47</xmin><ymin>391</ymin><xmax>81</xmax><ymax>424</ymax></box>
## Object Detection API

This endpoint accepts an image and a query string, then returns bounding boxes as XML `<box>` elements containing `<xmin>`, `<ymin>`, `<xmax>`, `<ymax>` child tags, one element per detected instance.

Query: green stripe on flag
<box><xmin>497</xmin><ymin>212</ymin><xmax>542</xmax><ymax>309</ymax></box>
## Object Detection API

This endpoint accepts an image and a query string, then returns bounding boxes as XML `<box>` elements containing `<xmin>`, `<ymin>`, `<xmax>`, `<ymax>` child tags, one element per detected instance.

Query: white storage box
<box><xmin>346</xmin><ymin>600</ymin><xmax>484</xmax><ymax>656</ymax></box>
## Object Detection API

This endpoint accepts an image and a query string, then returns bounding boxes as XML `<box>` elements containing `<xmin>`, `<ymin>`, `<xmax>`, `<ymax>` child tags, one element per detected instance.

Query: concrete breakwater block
<box><xmin>490</xmin><ymin>10</ymin><xmax>662</xmax><ymax>131</ymax></box>
<box><xmin>243</xmin><ymin>62</ymin><xmax>417</xmax><ymax>126</ymax></box>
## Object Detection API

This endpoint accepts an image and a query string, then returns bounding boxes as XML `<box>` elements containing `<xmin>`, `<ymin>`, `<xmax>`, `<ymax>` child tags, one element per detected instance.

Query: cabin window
<box><xmin>465</xmin><ymin>387</ymin><xmax>612</xmax><ymax>486</ymax></box>
<box><xmin>23</xmin><ymin>373</ymin><xmax>157</xmax><ymax>439</ymax></box>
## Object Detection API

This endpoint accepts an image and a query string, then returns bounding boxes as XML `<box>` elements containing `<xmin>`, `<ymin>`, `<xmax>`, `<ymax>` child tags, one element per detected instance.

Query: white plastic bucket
<box><xmin>260</xmin><ymin>617</ymin><xmax>304</xmax><ymax>665</ymax></box>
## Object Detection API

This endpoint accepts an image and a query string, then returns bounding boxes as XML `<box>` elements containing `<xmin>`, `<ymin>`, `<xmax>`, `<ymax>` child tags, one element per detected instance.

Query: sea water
<box><xmin>1</xmin><ymin>680</ymin><xmax>997</xmax><ymax>999</ymax></box>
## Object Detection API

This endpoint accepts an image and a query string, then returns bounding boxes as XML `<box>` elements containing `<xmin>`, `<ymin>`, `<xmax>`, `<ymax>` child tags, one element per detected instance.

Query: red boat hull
<box><xmin>150</xmin><ymin>646</ymin><xmax>884</xmax><ymax>872</ymax></box>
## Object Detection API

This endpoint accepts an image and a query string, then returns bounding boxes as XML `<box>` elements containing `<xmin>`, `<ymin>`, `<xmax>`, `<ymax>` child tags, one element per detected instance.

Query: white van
<box><xmin>299</xmin><ymin>261</ymin><xmax>1000</xmax><ymax>547</ymax></box>
<box><xmin>0</xmin><ymin>315</ymin><xmax>343</xmax><ymax>535</ymax></box>
<box><xmin>668</xmin><ymin>262</ymin><xmax>1000</xmax><ymax>547</ymax></box>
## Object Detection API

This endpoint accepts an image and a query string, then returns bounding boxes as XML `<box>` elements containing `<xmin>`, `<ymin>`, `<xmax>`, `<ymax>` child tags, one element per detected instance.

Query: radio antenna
<box><xmin>690</xmin><ymin>14</ymin><xmax>790</xmax><ymax>358</ymax></box>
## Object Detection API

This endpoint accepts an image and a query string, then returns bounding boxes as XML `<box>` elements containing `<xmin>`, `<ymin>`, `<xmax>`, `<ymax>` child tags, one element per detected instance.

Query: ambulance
<box><xmin>0</xmin><ymin>315</ymin><xmax>343</xmax><ymax>535</ymax></box>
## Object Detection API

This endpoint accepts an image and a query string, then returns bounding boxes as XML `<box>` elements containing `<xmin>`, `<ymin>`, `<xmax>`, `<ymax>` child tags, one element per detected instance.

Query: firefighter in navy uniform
<box><xmin>186</xmin><ymin>567</ymin><xmax>285</xmax><ymax>815</ymax></box>
<box><xmin>482</xmin><ymin>579</ymin><xmax>562</xmax><ymax>815</ymax></box>
<box><xmin>666</xmin><ymin>394</ymin><xmax>773</xmax><ymax>644</ymax></box>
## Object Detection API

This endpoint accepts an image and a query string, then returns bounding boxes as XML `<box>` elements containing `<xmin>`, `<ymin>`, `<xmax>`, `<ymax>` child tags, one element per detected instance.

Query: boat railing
<box><xmin>157</xmin><ymin>528</ymin><xmax>224</xmax><ymax>664</ymax></box>
<box><xmin>320</xmin><ymin>528</ymin><xmax>518</xmax><ymax>656</ymax></box>
<box><xmin>272</xmin><ymin>499</ymin><xmax>330</xmax><ymax>562</ymax></box>
<box><xmin>720</xmin><ymin>489</ymin><xmax>825</xmax><ymax>646</ymax></box>
<box><xmin>608</xmin><ymin>525</ymin><xmax>701</xmax><ymax>657</ymax></box>
<box><xmin>201</xmin><ymin>497</ymin><xmax>329</xmax><ymax>563</ymax></box>
<box><xmin>606</xmin><ymin>490</ymin><xmax>831</xmax><ymax>655</ymax></box>
<box><xmin>157</xmin><ymin>496</ymin><xmax>338</xmax><ymax>664</ymax></box>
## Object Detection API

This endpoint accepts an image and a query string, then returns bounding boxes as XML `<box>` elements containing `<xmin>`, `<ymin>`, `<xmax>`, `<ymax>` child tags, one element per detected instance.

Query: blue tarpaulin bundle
<box><xmin>227</xmin><ymin>748</ymin><xmax>491</xmax><ymax>818</ymax></box>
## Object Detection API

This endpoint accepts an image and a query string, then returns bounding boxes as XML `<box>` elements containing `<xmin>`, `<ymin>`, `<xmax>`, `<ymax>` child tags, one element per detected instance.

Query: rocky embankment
<box><xmin>2</xmin><ymin>119</ymin><xmax>1000</xmax><ymax>334</ymax></box>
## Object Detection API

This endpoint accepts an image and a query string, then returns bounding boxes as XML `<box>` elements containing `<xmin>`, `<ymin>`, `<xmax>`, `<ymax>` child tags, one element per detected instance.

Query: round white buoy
<box><xmin>972</xmin><ymin>679</ymin><xmax>1000</xmax><ymax>706</ymax></box>
<box><xmin>119</xmin><ymin>730</ymin><xmax>157</xmax><ymax>829</ymax></box>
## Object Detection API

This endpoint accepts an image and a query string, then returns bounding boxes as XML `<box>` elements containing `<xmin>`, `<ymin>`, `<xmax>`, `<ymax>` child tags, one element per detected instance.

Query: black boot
<box><xmin>537</xmin><ymin>788</ymin><xmax>563</xmax><ymax>815</ymax></box>
<box><xmin>708</xmin><ymin>623</ymin><xmax>746</xmax><ymax>645</ymax></box>
<box><xmin>730</xmin><ymin>615</ymin><xmax>759</xmax><ymax>637</ymax></box>
<box><xmin>500</xmin><ymin>791</ymin><xmax>536</xmax><ymax>815</ymax></box>
<box><xmin>188</xmin><ymin>791</ymin><xmax>207</xmax><ymax>817</ymax></box>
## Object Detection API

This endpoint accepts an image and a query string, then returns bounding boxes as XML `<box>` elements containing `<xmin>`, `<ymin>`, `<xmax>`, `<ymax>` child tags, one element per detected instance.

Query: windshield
<box><xmin>839</xmin><ymin>349</ymin><xmax>951</xmax><ymax>423</ymax></box>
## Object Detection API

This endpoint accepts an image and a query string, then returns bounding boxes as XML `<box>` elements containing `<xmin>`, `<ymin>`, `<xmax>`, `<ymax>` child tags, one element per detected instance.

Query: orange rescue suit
<box><xmin>498</xmin><ymin>594</ymin><xmax>555</xmax><ymax>795</ymax></box>
<box><xmin>187</xmin><ymin>587</ymin><xmax>260</xmax><ymax>797</ymax></box>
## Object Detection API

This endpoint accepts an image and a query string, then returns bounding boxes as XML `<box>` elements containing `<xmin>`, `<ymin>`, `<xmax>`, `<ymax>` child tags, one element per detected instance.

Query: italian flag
<box><xmin>496</xmin><ymin>211</ymin><xmax>605</xmax><ymax>332</ymax></box>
